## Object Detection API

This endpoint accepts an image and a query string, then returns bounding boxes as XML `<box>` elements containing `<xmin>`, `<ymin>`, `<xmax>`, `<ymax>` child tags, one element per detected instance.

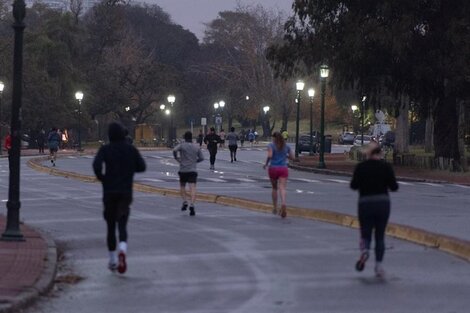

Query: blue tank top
<box><xmin>268</xmin><ymin>142</ymin><xmax>290</xmax><ymax>167</ymax></box>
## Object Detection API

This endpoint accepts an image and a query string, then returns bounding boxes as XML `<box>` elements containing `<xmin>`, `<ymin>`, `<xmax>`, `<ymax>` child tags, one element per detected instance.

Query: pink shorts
<box><xmin>268</xmin><ymin>167</ymin><xmax>289</xmax><ymax>180</ymax></box>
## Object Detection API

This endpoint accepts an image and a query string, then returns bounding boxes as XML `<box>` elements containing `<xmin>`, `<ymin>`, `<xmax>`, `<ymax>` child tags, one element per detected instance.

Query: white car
<box><xmin>353</xmin><ymin>135</ymin><xmax>372</xmax><ymax>146</ymax></box>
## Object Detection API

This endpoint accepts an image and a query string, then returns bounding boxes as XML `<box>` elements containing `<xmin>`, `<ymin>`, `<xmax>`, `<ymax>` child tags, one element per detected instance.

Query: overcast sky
<box><xmin>147</xmin><ymin>0</ymin><xmax>294</xmax><ymax>40</ymax></box>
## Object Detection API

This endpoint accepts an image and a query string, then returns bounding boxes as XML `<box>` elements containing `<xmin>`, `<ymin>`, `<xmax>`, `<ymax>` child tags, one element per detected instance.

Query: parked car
<box><xmin>298</xmin><ymin>134</ymin><xmax>317</xmax><ymax>154</ymax></box>
<box><xmin>339</xmin><ymin>132</ymin><xmax>355</xmax><ymax>145</ymax></box>
<box><xmin>353</xmin><ymin>135</ymin><xmax>372</xmax><ymax>146</ymax></box>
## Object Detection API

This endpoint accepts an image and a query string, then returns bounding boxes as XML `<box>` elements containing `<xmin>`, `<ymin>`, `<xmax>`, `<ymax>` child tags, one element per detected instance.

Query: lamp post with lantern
<box><xmin>295</xmin><ymin>80</ymin><xmax>305</xmax><ymax>159</ymax></box>
<box><xmin>75</xmin><ymin>91</ymin><xmax>84</xmax><ymax>151</ymax></box>
<box><xmin>361</xmin><ymin>96</ymin><xmax>367</xmax><ymax>145</ymax></box>
<box><xmin>0</xmin><ymin>81</ymin><xmax>4</xmax><ymax>156</ymax></box>
<box><xmin>2</xmin><ymin>0</ymin><xmax>26</xmax><ymax>241</ymax></box>
<box><xmin>167</xmin><ymin>95</ymin><xmax>175</xmax><ymax>147</ymax></box>
<box><xmin>308</xmin><ymin>88</ymin><xmax>315</xmax><ymax>156</ymax></box>
<box><xmin>318</xmin><ymin>64</ymin><xmax>329</xmax><ymax>169</ymax></box>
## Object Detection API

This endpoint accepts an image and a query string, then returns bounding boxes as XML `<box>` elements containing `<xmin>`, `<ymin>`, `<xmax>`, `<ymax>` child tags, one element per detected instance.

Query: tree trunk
<box><xmin>458</xmin><ymin>100</ymin><xmax>467</xmax><ymax>171</ymax></box>
<box><xmin>424</xmin><ymin>108</ymin><xmax>434</xmax><ymax>153</ymax></box>
<box><xmin>433</xmin><ymin>96</ymin><xmax>460</xmax><ymax>171</ymax></box>
<box><xmin>394</xmin><ymin>100</ymin><xmax>410</xmax><ymax>154</ymax></box>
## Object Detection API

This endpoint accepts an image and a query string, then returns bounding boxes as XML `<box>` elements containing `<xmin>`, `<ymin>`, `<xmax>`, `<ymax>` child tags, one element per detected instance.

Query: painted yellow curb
<box><xmin>27</xmin><ymin>157</ymin><xmax>470</xmax><ymax>262</ymax></box>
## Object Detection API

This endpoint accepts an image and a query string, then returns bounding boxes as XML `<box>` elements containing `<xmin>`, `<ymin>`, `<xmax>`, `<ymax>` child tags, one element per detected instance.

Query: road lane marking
<box><xmin>293</xmin><ymin>178</ymin><xmax>321</xmax><ymax>183</ymax></box>
<box><xmin>326</xmin><ymin>179</ymin><xmax>349</xmax><ymax>184</ymax></box>
<box><xmin>398</xmin><ymin>181</ymin><xmax>413</xmax><ymax>186</ymax></box>
<box><xmin>204</xmin><ymin>178</ymin><xmax>227</xmax><ymax>183</ymax></box>
<box><xmin>139</xmin><ymin>178</ymin><xmax>165</xmax><ymax>183</ymax></box>
<box><xmin>234</xmin><ymin>178</ymin><xmax>257</xmax><ymax>183</ymax></box>
<box><xmin>420</xmin><ymin>183</ymin><xmax>444</xmax><ymax>187</ymax></box>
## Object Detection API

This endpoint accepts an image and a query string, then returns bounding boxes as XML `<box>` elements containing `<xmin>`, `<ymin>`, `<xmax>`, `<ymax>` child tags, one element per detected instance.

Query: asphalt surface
<box><xmin>0</xmin><ymin>150</ymin><xmax>468</xmax><ymax>312</ymax></box>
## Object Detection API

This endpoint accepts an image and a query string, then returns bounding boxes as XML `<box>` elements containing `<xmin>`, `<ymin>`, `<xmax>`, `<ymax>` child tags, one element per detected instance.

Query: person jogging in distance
<box><xmin>93</xmin><ymin>122</ymin><xmax>146</xmax><ymax>274</ymax></box>
<box><xmin>173</xmin><ymin>131</ymin><xmax>204</xmax><ymax>216</ymax></box>
<box><xmin>47</xmin><ymin>127</ymin><xmax>61</xmax><ymax>167</ymax></box>
<box><xmin>263</xmin><ymin>132</ymin><xmax>294</xmax><ymax>218</ymax></box>
<box><xmin>204</xmin><ymin>127</ymin><xmax>221</xmax><ymax>170</ymax></box>
<box><xmin>350</xmin><ymin>141</ymin><xmax>398</xmax><ymax>278</ymax></box>
<box><xmin>226</xmin><ymin>127</ymin><xmax>239</xmax><ymax>162</ymax></box>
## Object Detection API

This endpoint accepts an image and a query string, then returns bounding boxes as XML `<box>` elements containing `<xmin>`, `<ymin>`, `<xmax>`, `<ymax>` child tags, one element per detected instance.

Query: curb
<box><xmin>28</xmin><ymin>157</ymin><xmax>470</xmax><ymax>263</ymax></box>
<box><xmin>289</xmin><ymin>163</ymin><xmax>467</xmax><ymax>185</ymax></box>
<box><xmin>0</xmin><ymin>227</ymin><xmax>57</xmax><ymax>313</ymax></box>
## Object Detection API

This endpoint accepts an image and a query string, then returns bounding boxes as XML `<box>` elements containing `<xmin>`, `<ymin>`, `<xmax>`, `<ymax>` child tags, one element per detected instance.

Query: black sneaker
<box><xmin>50</xmin><ymin>159</ymin><xmax>53</xmax><ymax>164</ymax></box>
<box><xmin>355</xmin><ymin>251</ymin><xmax>369</xmax><ymax>272</ymax></box>
<box><xmin>189</xmin><ymin>206</ymin><xmax>195</xmax><ymax>216</ymax></box>
<box><xmin>181</xmin><ymin>202</ymin><xmax>188</xmax><ymax>211</ymax></box>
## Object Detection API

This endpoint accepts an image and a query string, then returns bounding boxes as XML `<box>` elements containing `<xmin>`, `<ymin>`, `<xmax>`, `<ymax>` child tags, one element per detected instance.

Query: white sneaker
<box><xmin>375</xmin><ymin>264</ymin><xmax>386</xmax><ymax>278</ymax></box>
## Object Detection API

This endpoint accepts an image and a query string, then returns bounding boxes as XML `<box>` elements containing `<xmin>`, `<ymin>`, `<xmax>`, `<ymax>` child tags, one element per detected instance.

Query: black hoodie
<box><xmin>93</xmin><ymin>122</ymin><xmax>146</xmax><ymax>195</ymax></box>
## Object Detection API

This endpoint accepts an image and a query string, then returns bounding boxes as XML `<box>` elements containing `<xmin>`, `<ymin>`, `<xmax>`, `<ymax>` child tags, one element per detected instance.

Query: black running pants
<box><xmin>103</xmin><ymin>193</ymin><xmax>132</xmax><ymax>251</ymax></box>
<box><xmin>358</xmin><ymin>196</ymin><xmax>390</xmax><ymax>262</ymax></box>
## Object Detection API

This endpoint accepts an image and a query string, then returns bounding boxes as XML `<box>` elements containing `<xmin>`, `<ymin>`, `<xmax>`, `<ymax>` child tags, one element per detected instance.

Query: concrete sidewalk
<box><xmin>0</xmin><ymin>216</ymin><xmax>56</xmax><ymax>313</ymax></box>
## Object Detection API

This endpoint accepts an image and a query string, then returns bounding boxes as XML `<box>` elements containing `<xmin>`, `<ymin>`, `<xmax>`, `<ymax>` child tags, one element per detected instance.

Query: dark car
<box><xmin>339</xmin><ymin>132</ymin><xmax>355</xmax><ymax>145</ymax></box>
<box><xmin>298</xmin><ymin>134</ymin><xmax>317</xmax><ymax>154</ymax></box>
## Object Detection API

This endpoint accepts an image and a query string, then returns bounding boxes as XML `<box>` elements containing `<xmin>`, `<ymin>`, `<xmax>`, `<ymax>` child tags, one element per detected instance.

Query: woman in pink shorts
<box><xmin>263</xmin><ymin>132</ymin><xmax>294</xmax><ymax>218</ymax></box>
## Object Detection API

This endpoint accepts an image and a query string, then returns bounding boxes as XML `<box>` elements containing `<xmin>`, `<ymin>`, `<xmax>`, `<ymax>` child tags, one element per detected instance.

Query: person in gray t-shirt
<box><xmin>173</xmin><ymin>131</ymin><xmax>204</xmax><ymax>216</ymax></box>
<box><xmin>226</xmin><ymin>127</ymin><xmax>239</xmax><ymax>163</ymax></box>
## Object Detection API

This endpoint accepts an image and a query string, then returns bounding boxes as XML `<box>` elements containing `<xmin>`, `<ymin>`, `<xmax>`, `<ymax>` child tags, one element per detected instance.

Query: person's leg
<box><xmin>268</xmin><ymin>168</ymin><xmax>278</xmax><ymax>214</ymax></box>
<box><xmin>179</xmin><ymin>172</ymin><xmax>188</xmax><ymax>210</ymax></box>
<box><xmin>209</xmin><ymin>149</ymin><xmax>217</xmax><ymax>169</ymax></box>
<box><xmin>373</xmin><ymin>200</ymin><xmax>390</xmax><ymax>276</ymax></box>
<box><xmin>234</xmin><ymin>145</ymin><xmax>238</xmax><ymax>161</ymax></box>
<box><xmin>103</xmin><ymin>195</ymin><xmax>118</xmax><ymax>271</ymax></box>
<box><xmin>278</xmin><ymin>177</ymin><xmax>288</xmax><ymax>218</ymax></box>
<box><xmin>356</xmin><ymin>202</ymin><xmax>374</xmax><ymax>271</ymax></box>
<box><xmin>116</xmin><ymin>194</ymin><xmax>132</xmax><ymax>274</ymax></box>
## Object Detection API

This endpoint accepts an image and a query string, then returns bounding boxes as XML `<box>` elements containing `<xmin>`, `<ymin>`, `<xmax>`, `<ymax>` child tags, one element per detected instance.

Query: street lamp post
<box><xmin>0</xmin><ymin>81</ymin><xmax>4</xmax><ymax>156</ymax></box>
<box><xmin>318</xmin><ymin>64</ymin><xmax>329</xmax><ymax>169</ymax></box>
<box><xmin>214</xmin><ymin>100</ymin><xmax>225</xmax><ymax>133</ymax></box>
<box><xmin>295</xmin><ymin>80</ymin><xmax>305</xmax><ymax>159</ymax></box>
<box><xmin>263</xmin><ymin>106</ymin><xmax>270</xmax><ymax>137</ymax></box>
<box><xmin>361</xmin><ymin>96</ymin><xmax>366</xmax><ymax>145</ymax></box>
<box><xmin>308</xmin><ymin>88</ymin><xmax>315</xmax><ymax>156</ymax></box>
<box><xmin>167</xmin><ymin>95</ymin><xmax>175</xmax><ymax>147</ymax></box>
<box><xmin>75</xmin><ymin>91</ymin><xmax>83</xmax><ymax>151</ymax></box>
<box><xmin>351</xmin><ymin>105</ymin><xmax>358</xmax><ymax>133</ymax></box>
<box><xmin>2</xmin><ymin>0</ymin><xmax>26</xmax><ymax>241</ymax></box>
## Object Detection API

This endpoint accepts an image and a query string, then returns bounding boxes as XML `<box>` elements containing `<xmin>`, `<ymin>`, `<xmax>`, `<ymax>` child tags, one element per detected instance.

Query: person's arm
<box><xmin>92</xmin><ymin>147</ymin><xmax>105</xmax><ymax>181</ymax></box>
<box><xmin>386</xmin><ymin>163</ymin><xmax>399</xmax><ymax>192</ymax></box>
<box><xmin>134</xmin><ymin>148</ymin><xmax>146</xmax><ymax>173</ymax></box>
<box><xmin>197</xmin><ymin>148</ymin><xmax>204</xmax><ymax>163</ymax></box>
<box><xmin>350</xmin><ymin>164</ymin><xmax>361</xmax><ymax>190</ymax></box>
<box><xmin>287</xmin><ymin>146</ymin><xmax>294</xmax><ymax>160</ymax></box>
<box><xmin>263</xmin><ymin>146</ymin><xmax>273</xmax><ymax>169</ymax></box>
<box><xmin>173</xmin><ymin>144</ymin><xmax>181</xmax><ymax>162</ymax></box>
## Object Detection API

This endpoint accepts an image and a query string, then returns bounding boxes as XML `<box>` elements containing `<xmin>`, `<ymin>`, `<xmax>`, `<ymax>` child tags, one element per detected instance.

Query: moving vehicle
<box><xmin>353</xmin><ymin>135</ymin><xmax>372</xmax><ymax>146</ymax></box>
<box><xmin>339</xmin><ymin>132</ymin><xmax>355</xmax><ymax>145</ymax></box>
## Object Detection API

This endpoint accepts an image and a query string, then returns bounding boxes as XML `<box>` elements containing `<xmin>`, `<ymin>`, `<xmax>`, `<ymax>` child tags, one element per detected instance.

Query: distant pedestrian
<box><xmin>47</xmin><ymin>127</ymin><xmax>61</xmax><ymax>167</ymax></box>
<box><xmin>173</xmin><ymin>131</ymin><xmax>204</xmax><ymax>216</ymax></box>
<box><xmin>93</xmin><ymin>122</ymin><xmax>146</xmax><ymax>274</ymax></box>
<box><xmin>197</xmin><ymin>129</ymin><xmax>204</xmax><ymax>147</ymax></box>
<box><xmin>226</xmin><ymin>127</ymin><xmax>239</xmax><ymax>162</ymax></box>
<box><xmin>37</xmin><ymin>129</ymin><xmax>46</xmax><ymax>154</ymax></box>
<box><xmin>350</xmin><ymin>142</ymin><xmax>398</xmax><ymax>278</ymax></box>
<box><xmin>219</xmin><ymin>129</ymin><xmax>226</xmax><ymax>148</ymax></box>
<box><xmin>248</xmin><ymin>130</ymin><xmax>255</xmax><ymax>147</ymax></box>
<box><xmin>263</xmin><ymin>132</ymin><xmax>294</xmax><ymax>218</ymax></box>
<box><xmin>239</xmin><ymin>129</ymin><xmax>245</xmax><ymax>147</ymax></box>
<box><xmin>204</xmin><ymin>127</ymin><xmax>221</xmax><ymax>170</ymax></box>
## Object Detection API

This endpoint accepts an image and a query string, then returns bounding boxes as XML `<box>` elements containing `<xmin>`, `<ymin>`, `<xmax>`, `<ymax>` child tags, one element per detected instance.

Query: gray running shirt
<box><xmin>226</xmin><ymin>132</ymin><xmax>239</xmax><ymax>146</ymax></box>
<box><xmin>173</xmin><ymin>142</ymin><xmax>204</xmax><ymax>172</ymax></box>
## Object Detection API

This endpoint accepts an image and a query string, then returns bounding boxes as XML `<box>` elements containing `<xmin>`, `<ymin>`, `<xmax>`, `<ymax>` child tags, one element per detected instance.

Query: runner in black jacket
<box><xmin>350</xmin><ymin>142</ymin><xmax>398</xmax><ymax>278</ymax></box>
<box><xmin>93</xmin><ymin>122</ymin><xmax>146</xmax><ymax>274</ymax></box>
<box><xmin>204</xmin><ymin>127</ymin><xmax>221</xmax><ymax>170</ymax></box>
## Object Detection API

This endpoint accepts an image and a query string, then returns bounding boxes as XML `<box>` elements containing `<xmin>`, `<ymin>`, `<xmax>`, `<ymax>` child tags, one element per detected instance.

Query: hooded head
<box><xmin>184</xmin><ymin>131</ymin><xmax>192</xmax><ymax>142</ymax></box>
<box><xmin>108</xmin><ymin>122</ymin><xmax>125</xmax><ymax>142</ymax></box>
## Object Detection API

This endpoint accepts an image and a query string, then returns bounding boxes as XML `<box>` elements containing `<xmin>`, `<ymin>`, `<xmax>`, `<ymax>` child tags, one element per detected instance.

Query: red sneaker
<box><xmin>117</xmin><ymin>251</ymin><xmax>127</xmax><ymax>274</ymax></box>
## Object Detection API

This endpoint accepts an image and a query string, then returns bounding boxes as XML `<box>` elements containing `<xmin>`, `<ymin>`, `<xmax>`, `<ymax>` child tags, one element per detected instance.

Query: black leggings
<box><xmin>229</xmin><ymin>145</ymin><xmax>237</xmax><ymax>159</ymax></box>
<box><xmin>358</xmin><ymin>196</ymin><xmax>390</xmax><ymax>262</ymax></box>
<box><xmin>209</xmin><ymin>148</ymin><xmax>217</xmax><ymax>165</ymax></box>
<box><xmin>103</xmin><ymin>193</ymin><xmax>132</xmax><ymax>251</ymax></box>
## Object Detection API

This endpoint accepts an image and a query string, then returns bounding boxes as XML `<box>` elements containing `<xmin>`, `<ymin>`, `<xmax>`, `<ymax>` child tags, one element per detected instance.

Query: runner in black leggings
<box><xmin>350</xmin><ymin>142</ymin><xmax>398</xmax><ymax>278</ymax></box>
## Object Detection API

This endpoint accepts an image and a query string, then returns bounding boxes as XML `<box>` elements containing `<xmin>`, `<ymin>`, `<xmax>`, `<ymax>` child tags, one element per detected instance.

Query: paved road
<box><xmin>49</xmin><ymin>146</ymin><xmax>470</xmax><ymax>242</ymax></box>
<box><xmin>1</xmin><ymin>155</ymin><xmax>469</xmax><ymax>312</ymax></box>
